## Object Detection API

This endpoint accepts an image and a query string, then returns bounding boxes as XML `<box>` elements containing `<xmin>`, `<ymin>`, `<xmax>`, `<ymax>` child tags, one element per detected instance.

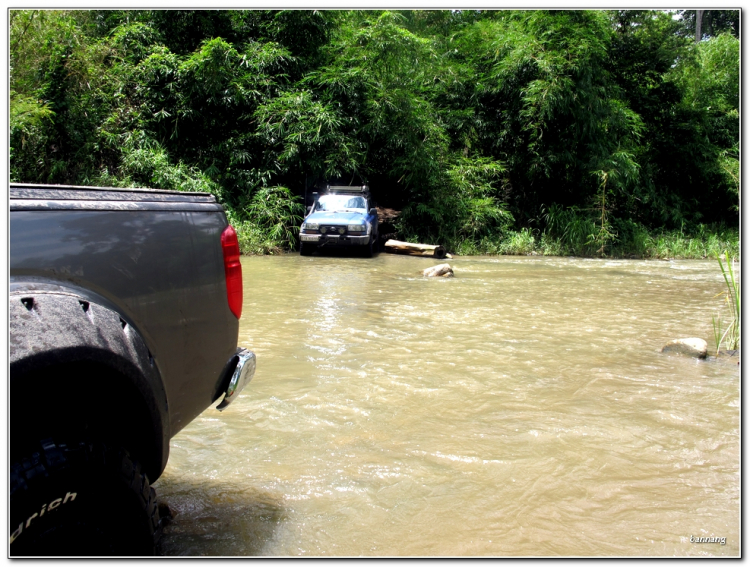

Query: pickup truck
<box><xmin>9</xmin><ymin>183</ymin><xmax>256</xmax><ymax>556</ymax></box>
<box><xmin>299</xmin><ymin>185</ymin><xmax>378</xmax><ymax>257</ymax></box>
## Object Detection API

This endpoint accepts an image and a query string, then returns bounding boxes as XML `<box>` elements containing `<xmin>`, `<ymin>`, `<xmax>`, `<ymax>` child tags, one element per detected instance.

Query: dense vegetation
<box><xmin>10</xmin><ymin>9</ymin><xmax>739</xmax><ymax>257</ymax></box>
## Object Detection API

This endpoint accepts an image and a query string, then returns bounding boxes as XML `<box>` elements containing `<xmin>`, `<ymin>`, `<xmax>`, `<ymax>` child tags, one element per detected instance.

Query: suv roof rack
<box><xmin>325</xmin><ymin>185</ymin><xmax>370</xmax><ymax>196</ymax></box>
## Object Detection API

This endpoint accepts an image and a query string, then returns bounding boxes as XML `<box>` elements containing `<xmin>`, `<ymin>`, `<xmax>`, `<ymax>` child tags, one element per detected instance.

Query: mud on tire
<box><xmin>10</xmin><ymin>439</ymin><xmax>162</xmax><ymax>556</ymax></box>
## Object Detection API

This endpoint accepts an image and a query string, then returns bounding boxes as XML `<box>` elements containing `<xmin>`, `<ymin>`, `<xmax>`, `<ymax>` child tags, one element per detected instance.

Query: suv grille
<box><xmin>320</xmin><ymin>225</ymin><xmax>347</xmax><ymax>235</ymax></box>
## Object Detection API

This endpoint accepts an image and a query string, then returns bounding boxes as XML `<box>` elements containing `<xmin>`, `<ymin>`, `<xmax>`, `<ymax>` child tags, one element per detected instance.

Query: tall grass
<box><xmin>642</xmin><ymin>225</ymin><xmax>739</xmax><ymax>259</ymax></box>
<box><xmin>712</xmin><ymin>251</ymin><xmax>740</xmax><ymax>353</ymax></box>
<box><xmin>536</xmin><ymin>204</ymin><xmax>739</xmax><ymax>259</ymax></box>
<box><xmin>451</xmin><ymin>223</ymin><xmax>739</xmax><ymax>259</ymax></box>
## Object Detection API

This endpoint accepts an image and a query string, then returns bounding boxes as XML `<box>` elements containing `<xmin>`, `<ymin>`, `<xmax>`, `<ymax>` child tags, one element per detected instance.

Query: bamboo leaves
<box><xmin>254</xmin><ymin>90</ymin><xmax>364</xmax><ymax>180</ymax></box>
<box><xmin>244</xmin><ymin>186</ymin><xmax>304</xmax><ymax>250</ymax></box>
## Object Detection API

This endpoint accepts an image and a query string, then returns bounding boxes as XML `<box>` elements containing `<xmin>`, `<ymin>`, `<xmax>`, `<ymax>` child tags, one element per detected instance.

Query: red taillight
<box><xmin>221</xmin><ymin>225</ymin><xmax>243</xmax><ymax>319</ymax></box>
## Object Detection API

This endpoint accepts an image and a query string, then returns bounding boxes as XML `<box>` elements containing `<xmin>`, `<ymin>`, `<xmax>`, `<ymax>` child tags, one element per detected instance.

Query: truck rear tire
<box><xmin>10</xmin><ymin>439</ymin><xmax>161</xmax><ymax>556</ymax></box>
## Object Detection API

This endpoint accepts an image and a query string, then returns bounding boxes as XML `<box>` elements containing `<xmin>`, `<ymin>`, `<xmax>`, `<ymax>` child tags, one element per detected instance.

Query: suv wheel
<box><xmin>10</xmin><ymin>439</ymin><xmax>161</xmax><ymax>556</ymax></box>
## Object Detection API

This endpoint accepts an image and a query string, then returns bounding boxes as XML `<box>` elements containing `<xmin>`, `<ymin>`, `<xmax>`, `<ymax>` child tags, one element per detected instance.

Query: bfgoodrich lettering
<box><xmin>10</xmin><ymin>492</ymin><xmax>77</xmax><ymax>544</ymax></box>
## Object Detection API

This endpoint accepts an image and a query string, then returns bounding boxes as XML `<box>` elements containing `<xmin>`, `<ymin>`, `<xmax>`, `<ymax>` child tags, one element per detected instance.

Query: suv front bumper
<box><xmin>300</xmin><ymin>233</ymin><xmax>370</xmax><ymax>246</ymax></box>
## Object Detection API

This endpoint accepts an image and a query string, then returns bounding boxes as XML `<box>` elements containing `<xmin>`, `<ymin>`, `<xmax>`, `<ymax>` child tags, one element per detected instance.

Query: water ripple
<box><xmin>156</xmin><ymin>254</ymin><xmax>739</xmax><ymax>557</ymax></box>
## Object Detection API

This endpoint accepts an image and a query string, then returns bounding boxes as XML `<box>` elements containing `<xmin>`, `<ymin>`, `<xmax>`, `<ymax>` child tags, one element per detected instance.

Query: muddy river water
<box><xmin>154</xmin><ymin>253</ymin><xmax>739</xmax><ymax>557</ymax></box>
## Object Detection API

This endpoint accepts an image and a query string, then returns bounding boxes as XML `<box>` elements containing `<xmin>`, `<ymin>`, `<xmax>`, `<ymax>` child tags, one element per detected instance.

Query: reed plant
<box><xmin>712</xmin><ymin>251</ymin><xmax>740</xmax><ymax>353</ymax></box>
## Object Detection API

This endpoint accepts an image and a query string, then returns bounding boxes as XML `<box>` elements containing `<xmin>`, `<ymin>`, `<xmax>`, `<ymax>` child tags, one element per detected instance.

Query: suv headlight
<box><xmin>302</xmin><ymin>222</ymin><xmax>319</xmax><ymax>231</ymax></box>
<box><xmin>347</xmin><ymin>224</ymin><xmax>366</xmax><ymax>233</ymax></box>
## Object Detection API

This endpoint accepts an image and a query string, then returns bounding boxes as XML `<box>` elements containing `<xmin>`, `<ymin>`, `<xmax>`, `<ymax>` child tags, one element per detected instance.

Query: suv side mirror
<box><xmin>369</xmin><ymin>208</ymin><xmax>377</xmax><ymax>216</ymax></box>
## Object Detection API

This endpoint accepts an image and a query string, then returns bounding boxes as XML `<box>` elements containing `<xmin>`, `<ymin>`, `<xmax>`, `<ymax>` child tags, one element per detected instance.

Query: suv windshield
<box><xmin>316</xmin><ymin>195</ymin><xmax>366</xmax><ymax>212</ymax></box>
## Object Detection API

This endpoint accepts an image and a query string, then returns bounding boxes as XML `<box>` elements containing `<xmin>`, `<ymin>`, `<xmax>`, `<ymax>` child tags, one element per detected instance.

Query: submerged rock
<box><xmin>661</xmin><ymin>338</ymin><xmax>708</xmax><ymax>359</ymax></box>
<box><xmin>422</xmin><ymin>263</ymin><xmax>454</xmax><ymax>278</ymax></box>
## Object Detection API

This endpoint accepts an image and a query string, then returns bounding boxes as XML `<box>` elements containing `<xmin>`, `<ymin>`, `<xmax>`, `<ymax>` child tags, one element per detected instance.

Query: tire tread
<box><xmin>10</xmin><ymin>439</ymin><xmax>162</xmax><ymax>556</ymax></box>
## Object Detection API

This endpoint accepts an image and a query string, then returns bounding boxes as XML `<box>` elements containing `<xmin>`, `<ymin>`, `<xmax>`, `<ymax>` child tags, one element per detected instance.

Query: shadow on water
<box><xmin>156</xmin><ymin>479</ymin><xmax>287</xmax><ymax>557</ymax></box>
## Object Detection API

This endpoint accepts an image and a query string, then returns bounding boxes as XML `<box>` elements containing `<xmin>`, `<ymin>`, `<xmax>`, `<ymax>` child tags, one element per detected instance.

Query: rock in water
<box><xmin>422</xmin><ymin>264</ymin><xmax>454</xmax><ymax>278</ymax></box>
<box><xmin>661</xmin><ymin>338</ymin><xmax>708</xmax><ymax>359</ymax></box>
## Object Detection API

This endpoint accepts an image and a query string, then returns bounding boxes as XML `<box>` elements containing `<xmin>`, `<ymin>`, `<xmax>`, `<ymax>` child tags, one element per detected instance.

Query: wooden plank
<box><xmin>384</xmin><ymin>239</ymin><xmax>447</xmax><ymax>260</ymax></box>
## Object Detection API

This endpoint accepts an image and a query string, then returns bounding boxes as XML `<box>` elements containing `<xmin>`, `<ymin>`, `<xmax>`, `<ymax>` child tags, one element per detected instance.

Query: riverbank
<box><xmin>452</xmin><ymin>224</ymin><xmax>740</xmax><ymax>260</ymax></box>
<box><xmin>232</xmin><ymin>216</ymin><xmax>739</xmax><ymax>260</ymax></box>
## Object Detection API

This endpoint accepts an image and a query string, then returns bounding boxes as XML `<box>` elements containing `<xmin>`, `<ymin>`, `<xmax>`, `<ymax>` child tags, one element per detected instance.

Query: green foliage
<box><xmin>499</xmin><ymin>228</ymin><xmax>536</xmax><ymax>256</ymax></box>
<box><xmin>110</xmin><ymin>21</ymin><xmax>161</xmax><ymax>63</ymax></box>
<box><xmin>254</xmin><ymin>89</ymin><xmax>362</xmax><ymax>179</ymax></box>
<box><xmin>10</xmin><ymin>92</ymin><xmax>55</xmax><ymax>132</ymax></box>
<box><xmin>677</xmin><ymin>33</ymin><xmax>739</xmax><ymax>112</ymax></box>
<box><xmin>543</xmin><ymin>204</ymin><xmax>599</xmax><ymax>256</ymax></box>
<box><xmin>304</xmin><ymin>9</ymin><xmax>449</xmax><ymax>200</ymax></box>
<box><xmin>446</xmin><ymin>158</ymin><xmax>514</xmax><ymax>240</ymax></box>
<box><xmin>447</xmin><ymin>10</ymin><xmax>650</xmax><ymax>229</ymax></box>
<box><xmin>10</xmin><ymin>10</ymin><xmax>112</xmax><ymax>183</ymax></box>
<box><xmin>541</xmin><ymin>203</ymin><xmax>737</xmax><ymax>259</ymax></box>
<box><xmin>9</xmin><ymin>9</ymin><xmax>738</xmax><ymax>256</ymax></box>
<box><xmin>588</xmin><ymin>147</ymin><xmax>641</xmax><ymax>255</ymax></box>
<box><xmin>397</xmin><ymin>157</ymin><xmax>512</xmax><ymax>251</ymax></box>
<box><xmin>225</xmin><ymin>209</ymin><xmax>293</xmax><ymax>256</ymax></box>
<box><xmin>9</xmin><ymin>91</ymin><xmax>55</xmax><ymax>171</ymax></box>
<box><xmin>117</xmin><ymin>141</ymin><xmax>222</xmax><ymax>194</ymax></box>
<box><xmin>674</xmin><ymin>10</ymin><xmax>739</xmax><ymax>40</ymax></box>
<box><xmin>242</xmin><ymin>186</ymin><xmax>304</xmax><ymax>251</ymax></box>
<box><xmin>607</xmin><ymin>10</ymin><xmax>730</xmax><ymax>229</ymax></box>
<box><xmin>671</xmin><ymin>33</ymin><xmax>739</xmax><ymax>214</ymax></box>
<box><xmin>643</xmin><ymin>225</ymin><xmax>739</xmax><ymax>260</ymax></box>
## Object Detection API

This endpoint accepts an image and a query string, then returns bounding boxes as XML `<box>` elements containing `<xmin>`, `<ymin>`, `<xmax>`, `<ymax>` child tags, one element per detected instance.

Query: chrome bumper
<box><xmin>216</xmin><ymin>347</ymin><xmax>256</xmax><ymax>411</ymax></box>
<box><xmin>300</xmin><ymin>234</ymin><xmax>370</xmax><ymax>245</ymax></box>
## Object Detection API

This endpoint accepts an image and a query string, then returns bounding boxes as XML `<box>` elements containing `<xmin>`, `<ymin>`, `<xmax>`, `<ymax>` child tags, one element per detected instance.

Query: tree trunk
<box><xmin>384</xmin><ymin>239</ymin><xmax>447</xmax><ymax>259</ymax></box>
<box><xmin>695</xmin><ymin>9</ymin><xmax>704</xmax><ymax>43</ymax></box>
